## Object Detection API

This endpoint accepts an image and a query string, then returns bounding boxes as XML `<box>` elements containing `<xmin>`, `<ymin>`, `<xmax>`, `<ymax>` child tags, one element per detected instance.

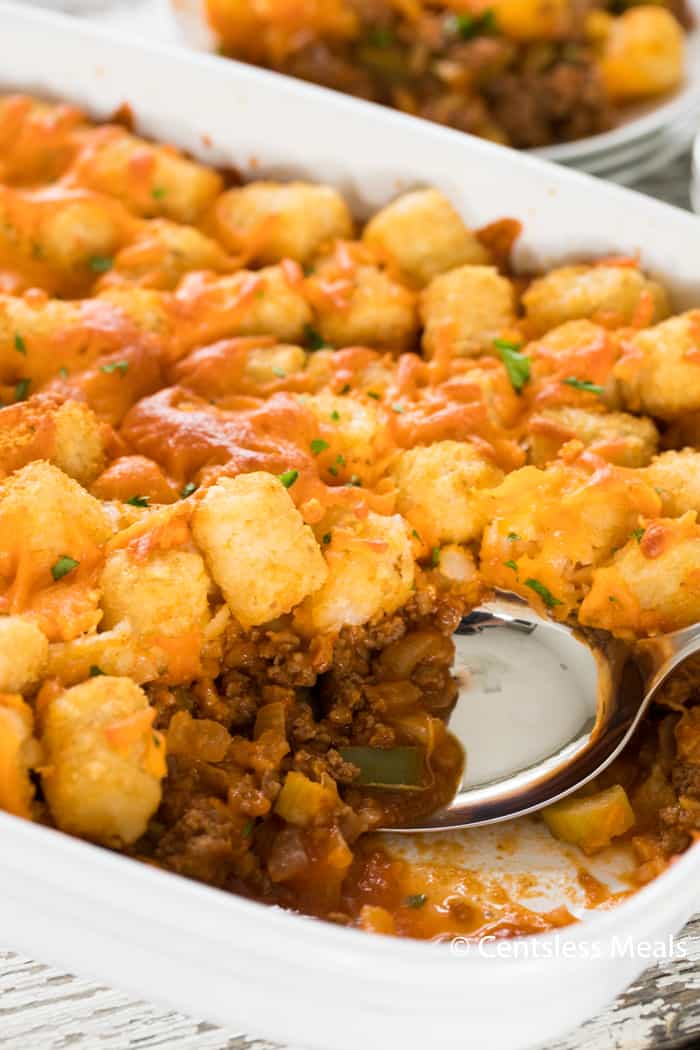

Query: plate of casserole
<box><xmin>1</xmin><ymin>3</ymin><xmax>700</xmax><ymax>1050</ymax></box>
<box><xmin>169</xmin><ymin>0</ymin><xmax>700</xmax><ymax>179</ymax></box>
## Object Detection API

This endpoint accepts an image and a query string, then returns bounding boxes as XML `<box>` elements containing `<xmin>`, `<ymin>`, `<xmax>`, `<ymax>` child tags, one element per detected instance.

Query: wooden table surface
<box><xmin>3</xmin><ymin>6</ymin><xmax>700</xmax><ymax>1047</ymax></box>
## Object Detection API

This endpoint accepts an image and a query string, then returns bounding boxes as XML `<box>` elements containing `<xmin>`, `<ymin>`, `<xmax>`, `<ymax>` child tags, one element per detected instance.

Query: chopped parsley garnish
<box><xmin>494</xmin><ymin>338</ymin><xmax>530</xmax><ymax>393</ymax></box>
<box><xmin>272</xmin><ymin>366</ymin><xmax>286</xmax><ymax>378</ymax></box>
<box><xmin>525</xmin><ymin>578</ymin><xmax>562</xmax><ymax>608</ymax></box>
<box><xmin>406</xmin><ymin>893</ymin><xmax>428</xmax><ymax>909</ymax></box>
<box><xmin>58</xmin><ymin>366</ymin><xmax>69</xmax><ymax>379</ymax></box>
<box><xmin>151</xmin><ymin>186</ymin><xmax>166</xmax><ymax>200</ymax></box>
<box><xmin>451</xmin><ymin>9</ymin><xmax>497</xmax><ymax>39</ymax></box>
<box><xmin>507</xmin><ymin>532</ymin><xmax>520</xmax><ymax>541</ymax></box>
<box><xmin>367</xmin><ymin>390</ymin><xmax>381</xmax><ymax>400</ymax></box>
<box><xmin>89</xmin><ymin>255</ymin><xmax>113</xmax><ymax>274</ymax></box>
<box><xmin>431</xmin><ymin>546</ymin><xmax>441</xmax><ymax>567</ymax></box>
<box><xmin>14</xmin><ymin>332</ymin><xmax>26</xmax><ymax>355</ymax></box>
<box><xmin>14</xmin><ymin>378</ymin><xmax>30</xmax><ymax>402</ymax></box>
<box><xmin>100</xmin><ymin>360</ymin><xmax>129</xmax><ymax>376</ymax></box>
<box><xmin>339</xmin><ymin>383</ymin><xmax>351</xmax><ymax>395</ymax></box>
<box><xmin>412</xmin><ymin>529</ymin><xmax>421</xmax><ymax>541</ymax></box>
<box><xmin>391</xmin><ymin>403</ymin><xmax>404</xmax><ymax>414</ymax></box>
<box><xmin>181</xmin><ymin>482</ymin><xmax>197</xmax><ymax>498</ymax></box>
<box><xmin>348</xmin><ymin>474</ymin><xmax>362</xmax><ymax>487</ymax></box>
<box><xmin>303</xmin><ymin>324</ymin><xmax>327</xmax><ymax>351</ymax></box>
<box><xmin>336</xmin><ymin>454</ymin><xmax>346</xmax><ymax>467</ymax></box>
<box><xmin>278</xmin><ymin>469</ymin><xmax>299</xmax><ymax>489</ymax></box>
<box><xmin>322</xmin><ymin>532</ymin><xmax>332</xmax><ymax>545</ymax></box>
<box><xmin>562</xmin><ymin>377</ymin><xmax>605</xmax><ymax>395</ymax></box>
<box><xmin>329</xmin><ymin>466</ymin><xmax>339</xmax><ymax>477</ymax></box>
<box><xmin>89</xmin><ymin>665</ymin><xmax>106</xmax><ymax>677</ymax></box>
<box><xmin>504</xmin><ymin>559</ymin><xmax>518</xmax><ymax>572</ymax></box>
<box><xmin>366</xmin><ymin>26</ymin><xmax>395</xmax><ymax>47</ymax></box>
<box><xmin>51</xmin><ymin>555</ymin><xmax>79</xmax><ymax>581</ymax></box>
<box><xmin>330</xmin><ymin>410</ymin><xmax>341</xmax><ymax>422</ymax></box>
<box><xmin>125</xmin><ymin>495</ymin><xmax>149</xmax><ymax>507</ymax></box>
<box><xmin>241</xmin><ymin>819</ymin><xmax>254</xmax><ymax>838</ymax></box>
<box><xmin>608</xmin><ymin>595</ymin><xmax>619</xmax><ymax>603</ymax></box>
<box><xmin>632</xmin><ymin>527</ymin><xmax>645</xmax><ymax>543</ymax></box>
<box><xmin>310</xmin><ymin>438</ymin><xmax>330</xmax><ymax>456</ymax></box>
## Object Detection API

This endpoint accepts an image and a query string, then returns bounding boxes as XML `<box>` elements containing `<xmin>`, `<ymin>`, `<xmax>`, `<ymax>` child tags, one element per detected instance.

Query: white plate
<box><xmin>1</xmin><ymin>5</ymin><xmax>700</xmax><ymax>1050</ymax></box>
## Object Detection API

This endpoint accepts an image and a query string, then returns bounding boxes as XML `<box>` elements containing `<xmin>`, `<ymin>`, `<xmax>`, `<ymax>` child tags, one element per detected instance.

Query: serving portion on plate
<box><xmin>171</xmin><ymin>0</ymin><xmax>695</xmax><ymax>152</ymax></box>
<box><xmin>0</xmin><ymin>90</ymin><xmax>700</xmax><ymax>942</ymax></box>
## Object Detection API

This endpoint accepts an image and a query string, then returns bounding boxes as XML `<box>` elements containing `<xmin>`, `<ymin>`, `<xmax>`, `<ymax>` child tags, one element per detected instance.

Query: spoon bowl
<box><xmin>384</xmin><ymin>592</ymin><xmax>698</xmax><ymax>832</ymax></box>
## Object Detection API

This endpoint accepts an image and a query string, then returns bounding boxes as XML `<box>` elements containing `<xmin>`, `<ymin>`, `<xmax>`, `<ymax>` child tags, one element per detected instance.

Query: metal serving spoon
<box><xmin>387</xmin><ymin>591</ymin><xmax>700</xmax><ymax>832</ymax></box>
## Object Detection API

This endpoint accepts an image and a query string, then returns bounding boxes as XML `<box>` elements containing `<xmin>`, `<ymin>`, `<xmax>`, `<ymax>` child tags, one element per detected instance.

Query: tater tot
<box><xmin>420</xmin><ymin>265</ymin><xmax>516</xmax><ymax>358</ymax></box>
<box><xmin>0</xmin><ymin>693</ymin><xmax>40</xmax><ymax>818</ymax></box>
<box><xmin>0</xmin><ymin>95</ymin><xmax>84</xmax><ymax>185</ymax></box>
<box><xmin>0</xmin><ymin>617</ymin><xmax>48</xmax><ymax>694</ymax></box>
<box><xmin>0</xmin><ymin>395</ymin><xmax>105</xmax><ymax>486</ymax></box>
<box><xmin>615</xmin><ymin>311</ymin><xmax>700</xmax><ymax>420</ymax></box>
<box><xmin>298</xmin><ymin>391</ymin><xmax>382</xmax><ymax>486</ymax></box>
<box><xmin>295</xmin><ymin>511</ymin><xmax>414</xmax><ymax>634</ymax></box>
<box><xmin>522</xmin><ymin>263</ymin><xmax>669</xmax><ymax>334</ymax></box>
<box><xmin>211</xmin><ymin>181</ymin><xmax>353</xmax><ymax>265</ymax></box>
<box><xmin>101</xmin><ymin>547</ymin><xmax>211</xmax><ymax>639</ymax></box>
<box><xmin>362</xmin><ymin>189</ymin><xmax>490</xmax><ymax>287</ymax></box>
<box><xmin>192</xmin><ymin>472</ymin><xmax>328</xmax><ymax>628</ymax></box>
<box><xmin>0</xmin><ymin>461</ymin><xmax>112</xmax><ymax>641</ymax></box>
<box><xmin>643</xmin><ymin>450</ymin><xmax>700</xmax><ymax>519</ymax></box>
<box><xmin>527</xmin><ymin>406</ymin><xmax>658</xmax><ymax>467</ymax></box>
<box><xmin>41</xmin><ymin>676</ymin><xmax>165</xmax><ymax>846</ymax></box>
<box><xmin>393</xmin><ymin>440</ymin><xmax>504</xmax><ymax>546</ymax></box>
<box><xmin>66</xmin><ymin>127</ymin><xmax>223</xmax><ymax>223</ymax></box>
<box><xmin>580</xmin><ymin>513</ymin><xmax>700</xmax><ymax>636</ymax></box>
<box><xmin>98</xmin><ymin>219</ymin><xmax>236</xmax><ymax>291</ymax></box>
<box><xmin>599</xmin><ymin>7</ymin><xmax>684</xmax><ymax>102</ymax></box>
<box><xmin>307</xmin><ymin>254</ymin><xmax>418</xmax><ymax>352</ymax></box>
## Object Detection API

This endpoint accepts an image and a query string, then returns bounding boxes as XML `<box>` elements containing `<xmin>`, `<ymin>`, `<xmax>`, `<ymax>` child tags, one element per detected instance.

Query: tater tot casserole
<box><xmin>198</xmin><ymin>0</ymin><xmax>693</xmax><ymax>148</ymax></box>
<box><xmin>1</xmin><ymin>92</ymin><xmax>700</xmax><ymax>941</ymax></box>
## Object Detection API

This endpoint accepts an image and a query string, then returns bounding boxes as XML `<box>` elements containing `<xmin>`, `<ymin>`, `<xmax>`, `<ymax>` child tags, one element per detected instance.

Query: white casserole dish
<box><xmin>1</xmin><ymin>4</ymin><xmax>700</xmax><ymax>1048</ymax></box>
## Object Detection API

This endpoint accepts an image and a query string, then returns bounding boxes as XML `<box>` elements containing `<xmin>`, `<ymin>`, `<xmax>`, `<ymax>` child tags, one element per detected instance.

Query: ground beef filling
<box><xmin>135</xmin><ymin>586</ymin><xmax>467</xmax><ymax>915</ymax></box>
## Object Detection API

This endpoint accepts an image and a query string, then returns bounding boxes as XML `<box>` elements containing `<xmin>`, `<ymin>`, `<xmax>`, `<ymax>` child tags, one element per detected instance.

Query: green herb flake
<box><xmin>14</xmin><ymin>378</ymin><xmax>30</xmax><ymax>402</ymax></box>
<box><xmin>507</xmin><ymin>532</ymin><xmax>520</xmax><ymax>541</ymax></box>
<box><xmin>412</xmin><ymin>529</ymin><xmax>421</xmax><ymax>541</ymax></box>
<box><xmin>336</xmin><ymin>454</ymin><xmax>346</xmax><ymax>466</ymax></box>
<box><xmin>151</xmin><ymin>186</ymin><xmax>166</xmax><ymax>200</ymax></box>
<box><xmin>125</xmin><ymin>495</ymin><xmax>149</xmax><ymax>507</ymax></box>
<box><xmin>367</xmin><ymin>390</ymin><xmax>381</xmax><ymax>400</ymax></box>
<box><xmin>391</xmin><ymin>403</ymin><xmax>404</xmax><ymax>414</ymax></box>
<box><xmin>608</xmin><ymin>595</ymin><xmax>619</xmax><ymax>603</ymax></box>
<box><xmin>504</xmin><ymin>559</ymin><xmax>518</xmax><ymax>572</ymax></box>
<box><xmin>632</xmin><ymin>527</ymin><xmax>645</xmax><ymax>543</ymax></box>
<box><xmin>58</xmin><ymin>366</ymin><xmax>69</xmax><ymax>379</ymax></box>
<box><xmin>562</xmin><ymin>377</ymin><xmax>605</xmax><ymax>395</ymax></box>
<box><xmin>524</xmin><ymin>578</ymin><xmax>562</xmax><ymax>608</ymax></box>
<box><xmin>14</xmin><ymin>332</ymin><xmax>26</xmax><ymax>355</ymax></box>
<box><xmin>366</xmin><ymin>26</ymin><xmax>395</xmax><ymax>47</ymax></box>
<box><xmin>310</xmin><ymin>438</ymin><xmax>330</xmax><ymax>456</ymax></box>
<box><xmin>329</xmin><ymin>465</ymin><xmax>339</xmax><ymax>477</ymax></box>
<box><xmin>241</xmin><ymin>819</ymin><xmax>254</xmax><ymax>838</ymax></box>
<box><xmin>339</xmin><ymin>383</ymin><xmax>351</xmax><ymax>395</ymax></box>
<box><xmin>278</xmin><ymin>469</ymin><xmax>299</xmax><ymax>489</ymax></box>
<box><xmin>303</xmin><ymin>324</ymin><xmax>327</xmax><ymax>351</ymax></box>
<box><xmin>348</xmin><ymin>474</ymin><xmax>362</xmax><ymax>487</ymax></box>
<box><xmin>322</xmin><ymin>532</ymin><xmax>332</xmax><ymax>545</ymax></box>
<box><xmin>451</xmin><ymin>9</ymin><xmax>497</xmax><ymax>39</ymax></box>
<box><xmin>181</xmin><ymin>482</ymin><xmax>197</xmax><ymax>499</ymax></box>
<box><xmin>89</xmin><ymin>255</ymin><xmax>113</xmax><ymax>274</ymax></box>
<box><xmin>51</xmin><ymin>555</ymin><xmax>79</xmax><ymax>582</ymax></box>
<box><xmin>431</xmin><ymin>546</ymin><xmax>441</xmax><ymax>567</ymax></box>
<box><xmin>89</xmin><ymin>665</ymin><xmax>106</xmax><ymax>677</ymax></box>
<box><xmin>100</xmin><ymin>360</ymin><xmax>129</xmax><ymax>377</ymax></box>
<box><xmin>494</xmin><ymin>338</ymin><xmax>530</xmax><ymax>393</ymax></box>
<box><xmin>330</xmin><ymin>410</ymin><xmax>341</xmax><ymax>422</ymax></box>
<box><xmin>272</xmin><ymin>366</ymin><xmax>286</xmax><ymax>378</ymax></box>
<box><xmin>406</xmin><ymin>893</ymin><xmax>428</xmax><ymax>909</ymax></box>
